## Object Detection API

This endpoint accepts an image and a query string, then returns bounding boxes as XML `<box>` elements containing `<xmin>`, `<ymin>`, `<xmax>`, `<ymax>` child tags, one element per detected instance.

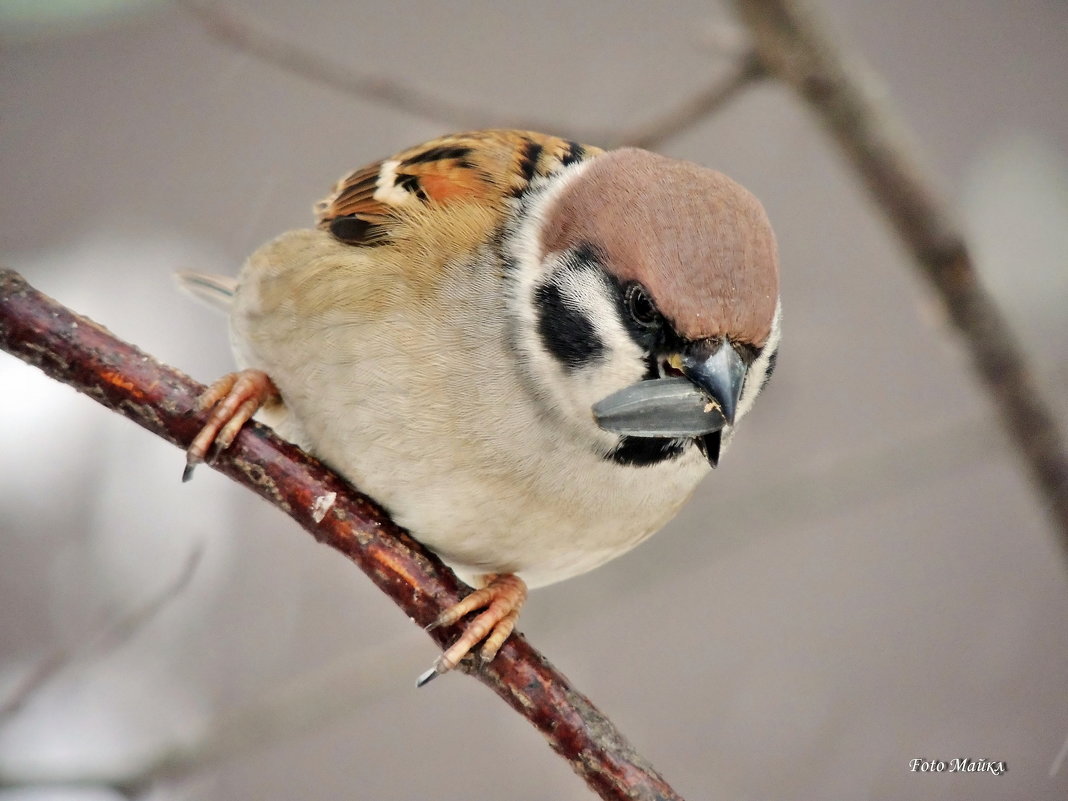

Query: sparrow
<box><xmin>178</xmin><ymin>129</ymin><xmax>780</xmax><ymax>685</ymax></box>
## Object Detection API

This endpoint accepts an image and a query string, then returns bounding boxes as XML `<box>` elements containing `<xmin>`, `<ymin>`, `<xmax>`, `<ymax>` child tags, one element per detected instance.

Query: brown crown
<box><xmin>540</xmin><ymin>148</ymin><xmax>779</xmax><ymax>345</ymax></box>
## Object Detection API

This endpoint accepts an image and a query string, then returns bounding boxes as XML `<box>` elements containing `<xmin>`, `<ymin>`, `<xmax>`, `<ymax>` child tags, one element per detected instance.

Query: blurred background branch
<box><xmin>175</xmin><ymin>0</ymin><xmax>761</xmax><ymax>149</ymax></box>
<box><xmin>174</xmin><ymin>0</ymin><xmax>535</xmax><ymax>132</ymax></box>
<box><xmin>0</xmin><ymin>546</ymin><xmax>202</xmax><ymax>724</ymax></box>
<box><xmin>612</xmin><ymin>52</ymin><xmax>765</xmax><ymax>149</ymax></box>
<box><xmin>0</xmin><ymin>630</ymin><xmax>432</xmax><ymax>796</ymax></box>
<box><xmin>732</xmin><ymin>0</ymin><xmax>1068</xmax><ymax>552</ymax></box>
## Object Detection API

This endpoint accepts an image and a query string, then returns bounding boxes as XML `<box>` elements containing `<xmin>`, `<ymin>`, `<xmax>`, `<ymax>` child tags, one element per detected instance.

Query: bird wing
<box><xmin>315</xmin><ymin>129</ymin><xmax>603</xmax><ymax>245</ymax></box>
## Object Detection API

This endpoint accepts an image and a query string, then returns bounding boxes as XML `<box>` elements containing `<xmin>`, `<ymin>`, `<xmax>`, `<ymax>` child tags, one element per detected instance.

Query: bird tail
<box><xmin>174</xmin><ymin>271</ymin><xmax>237</xmax><ymax>314</ymax></box>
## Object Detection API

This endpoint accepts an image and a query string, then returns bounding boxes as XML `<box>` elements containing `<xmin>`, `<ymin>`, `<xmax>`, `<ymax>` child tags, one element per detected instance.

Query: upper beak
<box><xmin>678</xmin><ymin>339</ymin><xmax>747</xmax><ymax>426</ymax></box>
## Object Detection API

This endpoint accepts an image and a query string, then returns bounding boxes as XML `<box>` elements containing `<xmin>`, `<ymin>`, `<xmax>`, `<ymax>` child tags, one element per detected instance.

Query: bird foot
<box><xmin>184</xmin><ymin>369</ymin><xmax>280</xmax><ymax>481</ymax></box>
<box><xmin>417</xmin><ymin>573</ymin><xmax>527</xmax><ymax>687</ymax></box>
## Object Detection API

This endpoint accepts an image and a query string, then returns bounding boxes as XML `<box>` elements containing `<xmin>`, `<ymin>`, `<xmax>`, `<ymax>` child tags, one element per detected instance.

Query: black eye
<box><xmin>625</xmin><ymin>283</ymin><xmax>659</xmax><ymax>328</ymax></box>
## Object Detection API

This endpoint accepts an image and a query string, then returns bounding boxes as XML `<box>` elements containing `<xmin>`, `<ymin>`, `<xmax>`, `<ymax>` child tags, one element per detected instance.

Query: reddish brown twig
<box><xmin>733</xmin><ymin>0</ymin><xmax>1068</xmax><ymax>552</ymax></box>
<box><xmin>0</xmin><ymin>269</ymin><xmax>683</xmax><ymax>801</ymax></box>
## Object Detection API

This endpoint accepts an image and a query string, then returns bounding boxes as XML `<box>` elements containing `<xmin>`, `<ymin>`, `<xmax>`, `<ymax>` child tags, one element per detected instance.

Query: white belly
<box><xmin>261</xmin><ymin>346</ymin><xmax>709</xmax><ymax>589</ymax></box>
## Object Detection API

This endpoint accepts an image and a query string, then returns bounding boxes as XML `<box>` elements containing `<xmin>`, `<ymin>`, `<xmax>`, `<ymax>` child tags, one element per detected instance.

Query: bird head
<box><xmin>507</xmin><ymin>147</ymin><xmax>780</xmax><ymax>468</ymax></box>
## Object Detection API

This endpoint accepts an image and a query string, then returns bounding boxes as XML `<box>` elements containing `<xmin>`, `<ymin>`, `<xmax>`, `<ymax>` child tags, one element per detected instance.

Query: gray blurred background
<box><xmin>2</xmin><ymin>1</ymin><xmax>1067</xmax><ymax>799</ymax></box>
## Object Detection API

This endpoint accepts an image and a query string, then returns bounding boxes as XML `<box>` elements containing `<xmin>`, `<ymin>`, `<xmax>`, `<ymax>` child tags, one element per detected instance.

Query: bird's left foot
<box><xmin>417</xmin><ymin>573</ymin><xmax>527</xmax><ymax>687</ymax></box>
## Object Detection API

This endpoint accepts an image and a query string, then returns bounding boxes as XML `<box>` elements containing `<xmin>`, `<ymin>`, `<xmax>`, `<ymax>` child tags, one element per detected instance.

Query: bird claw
<box><xmin>184</xmin><ymin>369</ymin><xmax>279</xmax><ymax>481</ymax></box>
<box><xmin>416</xmin><ymin>574</ymin><xmax>527</xmax><ymax>687</ymax></box>
<box><xmin>415</xmin><ymin>665</ymin><xmax>442</xmax><ymax>688</ymax></box>
<box><xmin>182</xmin><ymin>455</ymin><xmax>200</xmax><ymax>483</ymax></box>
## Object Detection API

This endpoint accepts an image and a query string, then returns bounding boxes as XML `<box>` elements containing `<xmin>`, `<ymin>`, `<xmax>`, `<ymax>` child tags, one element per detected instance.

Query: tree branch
<box><xmin>733</xmin><ymin>0</ymin><xmax>1068</xmax><ymax>552</ymax></box>
<box><xmin>0</xmin><ymin>269</ymin><xmax>685</xmax><ymax>801</ymax></box>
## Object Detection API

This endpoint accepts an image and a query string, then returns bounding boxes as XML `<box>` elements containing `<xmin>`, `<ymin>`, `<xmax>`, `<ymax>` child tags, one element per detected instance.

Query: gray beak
<box><xmin>592</xmin><ymin>377</ymin><xmax>726</xmax><ymax>438</ymax></box>
<box><xmin>592</xmin><ymin>340</ymin><xmax>748</xmax><ymax>469</ymax></box>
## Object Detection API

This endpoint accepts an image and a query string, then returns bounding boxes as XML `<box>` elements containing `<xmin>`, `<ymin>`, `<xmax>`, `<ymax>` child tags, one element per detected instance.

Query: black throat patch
<box><xmin>607</xmin><ymin>436</ymin><xmax>687</xmax><ymax>467</ymax></box>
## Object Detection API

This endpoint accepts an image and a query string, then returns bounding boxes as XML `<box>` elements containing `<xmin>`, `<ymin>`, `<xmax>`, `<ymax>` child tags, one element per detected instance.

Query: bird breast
<box><xmin>229</xmin><ymin>228</ymin><xmax>708</xmax><ymax>589</ymax></box>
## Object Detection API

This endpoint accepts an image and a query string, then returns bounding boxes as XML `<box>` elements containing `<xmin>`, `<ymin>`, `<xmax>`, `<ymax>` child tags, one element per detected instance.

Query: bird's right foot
<box><xmin>185</xmin><ymin>369</ymin><xmax>280</xmax><ymax>481</ymax></box>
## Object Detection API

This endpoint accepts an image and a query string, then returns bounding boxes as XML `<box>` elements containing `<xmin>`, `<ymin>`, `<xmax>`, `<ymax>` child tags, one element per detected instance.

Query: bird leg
<box><xmin>417</xmin><ymin>573</ymin><xmax>527</xmax><ymax>687</ymax></box>
<box><xmin>188</xmin><ymin>371</ymin><xmax>527</xmax><ymax>686</ymax></box>
<box><xmin>185</xmin><ymin>369</ymin><xmax>280</xmax><ymax>481</ymax></box>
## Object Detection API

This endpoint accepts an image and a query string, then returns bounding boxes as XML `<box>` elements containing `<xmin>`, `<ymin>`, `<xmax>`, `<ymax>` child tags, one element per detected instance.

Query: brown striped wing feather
<box><xmin>315</xmin><ymin>130</ymin><xmax>602</xmax><ymax>245</ymax></box>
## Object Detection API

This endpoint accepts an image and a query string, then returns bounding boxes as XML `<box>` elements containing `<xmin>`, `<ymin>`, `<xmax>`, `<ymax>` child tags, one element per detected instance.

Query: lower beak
<box><xmin>696</xmin><ymin>430</ymin><xmax>723</xmax><ymax>469</ymax></box>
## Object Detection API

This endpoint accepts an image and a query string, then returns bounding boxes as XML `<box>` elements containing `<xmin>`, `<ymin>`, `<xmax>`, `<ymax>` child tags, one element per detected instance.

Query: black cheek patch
<box><xmin>535</xmin><ymin>282</ymin><xmax>604</xmax><ymax>370</ymax></box>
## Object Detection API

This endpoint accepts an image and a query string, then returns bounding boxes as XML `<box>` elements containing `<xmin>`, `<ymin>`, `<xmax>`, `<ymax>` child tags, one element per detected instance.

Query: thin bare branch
<box><xmin>173</xmin><ymin>0</ymin><xmax>538</xmax><ymax>132</ymax></box>
<box><xmin>0</xmin><ymin>631</ymin><xmax>432</xmax><ymax>795</ymax></box>
<box><xmin>611</xmin><ymin>52</ymin><xmax>765</xmax><ymax>149</ymax></box>
<box><xmin>0</xmin><ymin>546</ymin><xmax>203</xmax><ymax>722</ymax></box>
<box><xmin>694</xmin><ymin>20</ymin><xmax>753</xmax><ymax>61</ymax></box>
<box><xmin>132</xmin><ymin>634</ymin><xmax>429</xmax><ymax>787</ymax></box>
<box><xmin>174</xmin><ymin>0</ymin><xmax>759</xmax><ymax>150</ymax></box>
<box><xmin>732</xmin><ymin>0</ymin><xmax>1068</xmax><ymax>552</ymax></box>
<box><xmin>0</xmin><ymin>269</ymin><xmax>685</xmax><ymax>801</ymax></box>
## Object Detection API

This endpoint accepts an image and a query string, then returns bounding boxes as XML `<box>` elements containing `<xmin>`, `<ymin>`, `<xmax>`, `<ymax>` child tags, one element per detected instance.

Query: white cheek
<box><xmin>504</xmin><ymin>159</ymin><xmax>595</xmax><ymax>310</ymax></box>
<box><xmin>554</xmin><ymin>268</ymin><xmax>647</xmax><ymax>406</ymax></box>
<box><xmin>502</xmin><ymin>160</ymin><xmax>653</xmax><ymax>441</ymax></box>
<box><xmin>510</xmin><ymin>258</ymin><xmax>647</xmax><ymax>444</ymax></box>
<box><xmin>734</xmin><ymin>298</ymin><xmax>781</xmax><ymax>423</ymax></box>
